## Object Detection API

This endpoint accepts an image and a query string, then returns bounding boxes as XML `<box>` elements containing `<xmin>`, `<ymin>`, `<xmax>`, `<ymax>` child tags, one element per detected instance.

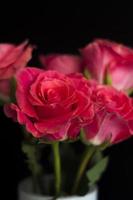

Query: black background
<box><xmin>1</xmin><ymin>3</ymin><xmax>133</xmax><ymax>200</ymax></box>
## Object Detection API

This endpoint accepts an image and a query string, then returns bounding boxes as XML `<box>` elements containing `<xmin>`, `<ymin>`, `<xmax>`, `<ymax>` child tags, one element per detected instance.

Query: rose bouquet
<box><xmin>1</xmin><ymin>39</ymin><xmax>133</xmax><ymax>200</ymax></box>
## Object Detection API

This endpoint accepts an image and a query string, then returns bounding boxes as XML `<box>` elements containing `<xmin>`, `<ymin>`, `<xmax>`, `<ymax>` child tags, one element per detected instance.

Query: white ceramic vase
<box><xmin>18</xmin><ymin>177</ymin><xmax>98</xmax><ymax>200</ymax></box>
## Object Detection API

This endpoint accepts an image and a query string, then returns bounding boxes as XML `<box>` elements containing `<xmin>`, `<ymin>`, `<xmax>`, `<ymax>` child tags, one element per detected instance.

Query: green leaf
<box><xmin>22</xmin><ymin>142</ymin><xmax>43</xmax><ymax>175</ymax></box>
<box><xmin>0</xmin><ymin>77</ymin><xmax>17</xmax><ymax>105</ymax></box>
<box><xmin>83</xmin><ymin>68</ymin><xmax>91</xmax><ymax>79</ymax></box>
<box><xmin>92</xmin><ymin>151</ymin><xmax>103</xmax><ymax>164</ymax></box>
<box><xmin>87</xmin><ymin>156</ymin><xmax>109</xmax><ymax>186</ymax></box>
<box><xmin>127</xmin><ymin>88</ymin><xmax>133</xmax><ymax>96</ymax></box>
<box><xmin>9</xmin><ymin>77</ymin><xmax>17</xmax><ymax>103</ymax></box>
<box><xmin>106</xmin><ymin>73</ymin><xmax>112</xmax><ymax>85</ymax></box>
<box><xmin>98</xmin><ymin>141</ymin><xmax>110</xmax><ymax>150</ymax></box>
<box><xmin>104</xmin><ymin>68</ymin><xmax>112</xmax><ymax>85</ymax></box>
<box><xmin>0</xmin><ymin>93</ymin><xmax>10</xmax><ymax>105</ymax></box>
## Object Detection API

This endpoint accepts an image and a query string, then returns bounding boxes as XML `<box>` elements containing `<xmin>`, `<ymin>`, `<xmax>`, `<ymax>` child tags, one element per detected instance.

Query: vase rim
<box><xmin>19</xmin><ymin>176</ymin><xmax>98</xmax><ymax>199</ymax></box>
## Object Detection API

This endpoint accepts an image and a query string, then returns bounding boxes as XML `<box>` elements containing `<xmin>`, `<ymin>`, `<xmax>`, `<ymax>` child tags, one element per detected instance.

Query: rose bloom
<box><xmin>4</xmin><ymin>68</ymin><xmax>94</xmax><ymax>141</ymax></box>
<box><xmin>39</xmin><ymin>54</ymin><xmax>82</xmax><ymax>74</ymax></box>
<box><xmin>81</xmin><ymin>39</ymin><xmax>133</xmax><ymax>91</ymax></box>
<box><xmin>83</xmin><ymin>85</ymin><xmax>133</xmax><ymax>145</ymax></box>
<box><xmin>0</xmin><ymin>41</ymin><xmax>33</xmax><ymax>99</ymax></box>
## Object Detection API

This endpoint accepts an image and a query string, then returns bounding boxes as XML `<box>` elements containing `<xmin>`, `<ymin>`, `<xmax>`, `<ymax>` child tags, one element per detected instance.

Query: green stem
<box><xmin>72</xmin><ymin>145</ymin><xmax>96</xmax><ymax>194</ymax></box>
<box><xmin>52</xmin><ymin>142</ymin><xmax>61</xmax><ymax>197</ymax></box>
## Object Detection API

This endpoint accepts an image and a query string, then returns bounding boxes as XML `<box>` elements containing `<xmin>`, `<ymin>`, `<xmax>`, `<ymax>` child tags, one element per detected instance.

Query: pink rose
<box><xmin>0</xmin><ymin>40</ymin><xmax>33</xmax><ymax>79</ymax></box>
<box><xmin>81</xmin><ymin>39</ymin><xmax>133</xmax><ymax>91</ymax></box>
<box><xmin>0</xmin><ymin>41</ymin><xmax>33</xmax><ymax>100</ymax></box>
<box><xmin>83</xmin><ymin>85</ymin><xmax>133</xmax><ymax>145</ymax></box>
<box><xmin>39</xmin><ymin>54</ymin><xmax>82</xmax><ymax>74</ymax></box>
<box><xmin>4</xmin><ymin>68</ymin><xmax>94</xmax><ymax>141</ymax></box>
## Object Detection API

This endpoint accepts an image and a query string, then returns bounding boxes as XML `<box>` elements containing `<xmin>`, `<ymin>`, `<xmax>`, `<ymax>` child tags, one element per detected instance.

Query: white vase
<box><xmin>18</xmin><ymin>177</ymin><xmax>98</xmax><ymax>200</ymax></box>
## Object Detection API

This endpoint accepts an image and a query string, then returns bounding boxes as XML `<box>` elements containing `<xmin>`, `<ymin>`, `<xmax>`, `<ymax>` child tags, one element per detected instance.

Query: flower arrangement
<box><xmin>1</xmin><ymin>39</ymin><xmax>133</xmax><ymax>199</ymax></box>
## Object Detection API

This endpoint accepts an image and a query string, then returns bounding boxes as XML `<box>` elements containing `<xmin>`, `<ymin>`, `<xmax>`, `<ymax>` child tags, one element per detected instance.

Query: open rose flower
<box><xmin>4</xmin><ymin>68</ymin><xmax>94</xmax><ymax>141</ymax></box>
<box><xmin>39</xmin><ymin>54</ymin><xmax>82</xmax><ymax>74</ymax></box>
<box><xmin>0</xmin><ymin>41</ymin><xmax>33</xmax><ymax>100</ymax></box>
<box><xmin>81</xmin><ymin>39</ymin><xmax>133</xmax><ymax>91</ymax></box>
<box><xmin>83</xmin><ymin>85</ymin><xmax>133</xmax><ymax>145</ymax></box>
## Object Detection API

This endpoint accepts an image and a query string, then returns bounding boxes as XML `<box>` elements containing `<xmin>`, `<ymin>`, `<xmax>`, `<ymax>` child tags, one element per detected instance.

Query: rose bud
<box><xmin>39</xmin><ymin>54</ymin><xmax>82</xmax><ymax>74</ymax></box>
<box><xmin>81</xmin><ymin>39</ymin><xmax>133</xmax><ymax>91</ymax></box>
<box><xmin>0</xmin><ymin>40</ymin><xmax>33</xmax><ymax>101</ymax></box>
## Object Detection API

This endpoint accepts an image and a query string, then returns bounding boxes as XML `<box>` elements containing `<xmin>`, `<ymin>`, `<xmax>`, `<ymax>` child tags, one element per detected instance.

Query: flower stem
<box><xmin>72</xmin><ymin>145</ymin><xmax>96</xmax><ymax>194</ymax></box>
<box><xmin>52</xmin><ymin>142</ymin><xmax>61</xmax><ymax>197</ymax></box>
